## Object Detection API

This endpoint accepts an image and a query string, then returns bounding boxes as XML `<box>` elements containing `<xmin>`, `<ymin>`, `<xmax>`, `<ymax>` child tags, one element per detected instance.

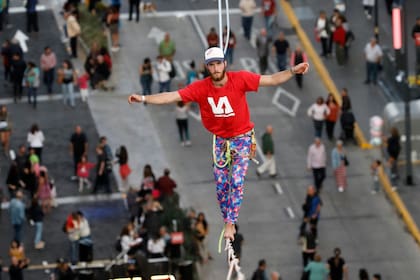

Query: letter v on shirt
<box><xmin>207</xmin><ymin>96</ymin><xmax>235</xmax><ymax>117</ymax></box>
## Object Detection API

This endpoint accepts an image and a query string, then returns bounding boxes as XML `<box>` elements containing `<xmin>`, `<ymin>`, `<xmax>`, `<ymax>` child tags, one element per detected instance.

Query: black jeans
<box><xmin>26</xmin><ymin>12</ymin><xmax>39</xmax><ymax>32</ymax></box>
<box><xmin>320</xmin><ymin>37</ymin><xmax>328</xmax><ymax>56</ymax></box>
<box><xmin>176</xmin><ymin>119</ymin><xmax>190</xmax><ymax>142</ymax></box>
<box><xmin>94</xmin><ymin>172</ymin><xmax>111</xmax><ymax>194</ymax></box>
<box><xmin>325</xmin><ymin>120</ymin><xmax>336</xmax><ymax>140</ymax></box>
<box><xmin>259</xmin><ymin>55</ymin><xmax>268</xmax><ymax>74</ymax></box>
<box><xmin>13</xmin><ymin>76</ymin><xmax>23</xmax><ymax>101</ymax></box>
<box><xmin>295</xmin><ymin>74</ymin><xmax>303</xmax><ymax>88</ymax></box>
<box><xmin>129</xmin><ymin>0</ymin><xmax>140</xmax><ymax>22</ymax></box>
<box><xmin>70</xmin><ymin>36</ymin><xmax>78</xmax><ymax>58</ymax></box>
<box><xmin>302</xmin><ymin>252</ymin><xmax>315</xmax><ymax>267</ymax></box>
<box><xmin>313</xmin><ymin>120</ymin><xmax>323</xmax><ymax>138</ymax></box>
<box><xmin>43</xmin><ymin>68</ymin><xmax>55</xmax><ymax>94</ymax></box>
<box><xmin>312</xmin><ymin>167</ymin><xmax>326</xmax><ymax>191</ymax></box>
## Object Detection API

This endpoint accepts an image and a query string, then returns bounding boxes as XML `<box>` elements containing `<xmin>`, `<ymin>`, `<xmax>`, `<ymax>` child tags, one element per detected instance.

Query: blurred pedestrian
<box><xmin>327</xmin><ymin>247</ymin><xmax>348</xmax><ymax>280</ymax></box>
<box><xmin>65</xmin><ymin>212</ymin><xmax>80</xmax><ymax>265</ymax></box>
<box><xmin>256</xmin><ymin>28</ymin><xmax>270</xmax><ymax>74</ymax></box>
<box><xmin>77</xmin><ymin>155</ymin><xmax>95</xmax><ymax>192</ymax></box>
<box><xmin>411</xmin><ymin>17</ymin><xmax>420</xmax><ymax>83</ymax></box>
<box><xmin>107</xmin><ymin>5</ymin><xmax>120</xmax><ymax>52</ymax></box>
<box><xmin>359</xmin><ymin>268</ymin><xmax>369</xmax><ymax>280</ymax></box>
<box><xmin>325</xmin><ymin>94</ymin><xmax>339</xmax><ymax>141</ymax></box>
<box><xmin>239</xmin><ymin>0</ymin><xmax>256</xmax><ymax>41</ymax></box>
<box><xmin>315</xmin><ymin>11</ymin><xmax>330</xmax><ymax>57</ymax></box>
<box><xmin>339</xmin><ymin>109</ymin><xmax>355</xmax><ymax>144</ymax></box>
<box><xmin>140</xmin><ymin>57</ymin><xmax>153</xmax><ymax>96</ymax></box>
<box><xmin>78</xmin><ymin>69</ymin><xmax>90</xmax><ymax>102</ymax></box>
<box><xmin>262</xmin><ymin>0</ymin><xmax>276</xmax><ymax>39</ymax></box>
<box><xmin>256</xmin><ymin>125</ymin><xmax>277</xmax><ymax>178</ymax></box>
<box><xmin>93</xmin><ymin>145</ymin><xmax>111</xmax><ymax>194</ymax></box>
<box><xmin>175</xmin><ymin>101</ymin><xmax>191</xmax><ymax>146</ymax></box>
<box><xmin>37</xmin><ymin>170</ymin><xmax>52</xmax><ymax>214</ymax></box>
<box><xmin>128</xmin><ymin>0</ymin><xmax>140</xmax><ymax>22</ymax></box>
<box><xmin>57</xmin><ymin>60</ymin><xmax>77</xmax><ymax>107</ymax></box>
<box><xmin>300</xmin><ymin>224</ymin><xmax>317</xmax><ymax>267</ymax></box>
<box><xmin>385</xmin><ymin>127</ymin><xmax>401</xmax><ymax>187</ymax></box>
<box><xmin>156</xmin><ymin>55</ymin><xmax>172</xmax><ymax>92</ymax></box>
<box><xmin>8</xmin><ymin>256</ymin><xmax>29</xmax><ymax>280</ymax></box>
<box><xmin>299</xmin><ymin>185</ymin><xmax>322</xmax><ymax>239</ymax></box>
<box><xmin>1</xmin><ymin>40</ymin><xmax>12</xmax><ymax>83</ymax></box>
<box><xmin>159</xmin><ymin>32</ymin><xmax>176</xmax><ymax>61</ymax></box>
<box><xmin>65</xmin><ymin>10</ymin><xmax>81</xmax><ymax>58</ymax></box>
<box><xmin>272</xmin><ymin>31</ymin><xmax>290</xmax><ymax>71</ymax></box>
<box><xmin>40</xmin><ymin>46</ymin><xmax>56</xmax><ymax>95</ymax></box>
<box><xmin>10</xmin><ymin>53</ymin><xmax>26</xmax><ymax>103</ymax></box>
<box><xmin>23</xmin><ymin>62</ymin><xmax>40</xmax><ymax>109</ymax></box>
<box><xmin>331</xmin><ymin>140</ymin><xmax>348</xmax><ymax>192</ymax></box>
<box><xmin>116</xmin><ymin>145</ymin><xmax>131</xmax><ymax>192</ymax></box>
<box><xmin>364</xmin><ymin>37</ymin><xmax>382</xmax><ymax>85</ymax></box>
<box><xmin>55</xmin><ymin>258</ymin><xmax>76</xmax><ymax>280</ymax></box>
<box><xmin>206</xmin><ymin>27</ymin><xmax>219</xmax><ymax>48</ymax></box>
<box><xmin>362</xmin><ymin>0</ymin><xmax>375</xmax><ymax>20</ymax></box>
<box><xmin>27</xmin><ymin>123</ymin><xmax>44</xmax><ymax>163</ymax></box>
<box><xmin>223</xmin><ymin>26</ymin><xmax>237</xmax><ymax>66</ymax></box>
<box><xmin>186</xmin><ymin>61</ymin><xmax>198</xmax><ymax>85</ymax></box>
<box><xmin>232</xmin><ymin>224</ymin><xmax>244</xmax><ymax>262</ymax></box>
<box><xmin>195</xmin><ymin>212</ymin><xmax>211</xmax><ymax>263</ymax></box>
<box><xmin>304</xmin><ymin>254</ymin><xmax>329</xmax><ymax>280</ymax></box>
<box><xmin>9</xmin><ymin>190</ymin><xmax>25</xmax><ymax>242</ymax></box>
<box><xmin>251</xmin><ymin>259</ymin><xmax>268</xmax><ymax>280</ymax></box>
<box><xmin>27</xmin><ymin>198</ymin><xmax>45</xmax><ymax>249</ymax></box>
<box><xmin>340</xmin><ymin>88</ymin><xmax>351</xmax><ymax>112</ymax></box>
<box><xmin>333</xmin><ymin>16</ymin><xmax>347</xmax><ymax>66</ymax></box>
<box><xmin>290</xmin><ymin>45</ymin><xmax>308</xmax><ymax>88</ymax></box>
<box><xmin>70</xmin><ymin>125</ymin><xmax>88</xmax><ymax>180</ymax></box>
<box><xmin>370</xmin><ymin>159</ymin><xmax>381</xmax><ymax>194</ymax></box>
<box><xmin>0</xmin><ymin>105</ymin><xmax>12</xmax><ymax>155</ymax></box>
<box><xmin>140</xmin><ymin>164</ymin><xmax>156</xmax><ymax>194</ymax></box>
<box><xmin>328</xmin><ymin>9</ymin><xmax>341</xmax><ymax>55</ymax></box>
<box><xmin>307</xmin><ymin>97</ymin><xmax>330</xmax><ymax>138</ymax></box>
<box><xmin>307</xmin><ymin>138</ymin><xmax>327</xmax><ymax>192</ymax></box>
<box><xmin>26</xmin><ymin>0</ymin><xmax>39</xmax><ymax>33</ymax></box>
<box><xmin>156</xmin><ymin>168</ymin><xmax>177</xmax><ymax>198</ymax></box>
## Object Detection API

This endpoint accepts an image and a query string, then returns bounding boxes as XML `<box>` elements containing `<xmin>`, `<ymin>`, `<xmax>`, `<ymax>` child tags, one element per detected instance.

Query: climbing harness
<box><xmin>212</xmin><ymin>130</ymin><xmax>259</xmax><ymax>169</ymax></box>
<box><xmin>217</xmin><ymin>0</ymin><xmax>230</xmax><ymax>53</ymax></box>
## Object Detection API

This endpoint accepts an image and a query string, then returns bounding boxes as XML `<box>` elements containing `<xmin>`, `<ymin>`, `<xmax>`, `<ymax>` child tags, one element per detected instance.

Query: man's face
<box><xmin>207</xmin><ymin>60</ymin><xmax>226</xmax><ymax>82</ymax></box>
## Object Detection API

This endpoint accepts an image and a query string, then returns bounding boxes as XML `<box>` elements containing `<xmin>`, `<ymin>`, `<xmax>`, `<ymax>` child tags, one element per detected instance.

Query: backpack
<box><xmin>115</xmin><ymin>238</ymin><xmax>122</xmax><ymax>252</ymax></box>
<box><xmin>169</xmin><ymin>62</ymin><xmax>176</xmax><ymax>79</ymax></box>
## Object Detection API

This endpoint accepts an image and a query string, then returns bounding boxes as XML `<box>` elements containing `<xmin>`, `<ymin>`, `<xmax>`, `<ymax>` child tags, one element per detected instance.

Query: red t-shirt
<box><xmin>178</xmin><ymin>71</ymin><xmax>260</xmax><ymax>138</ymax></box>
<box><xmin>263</xmin><ymin>0</ymin><xmax>276</xmax><ymax>17</ymax></box>
<box><xmin>78</xmin><ymin>74</ymin><xmax>89</xmax><ymax>90</ymax></box>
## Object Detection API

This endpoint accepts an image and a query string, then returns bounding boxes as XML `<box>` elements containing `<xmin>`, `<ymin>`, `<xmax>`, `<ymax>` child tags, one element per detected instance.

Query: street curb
<box><xmin>278</xmin><ymin>0</ymin><xmax>372</xmax><ymax>149</ymax></box>
<box><xmin>378</xmin><ymin>166</ymin><xmax>420</xmax><ymax>246</ymax></box>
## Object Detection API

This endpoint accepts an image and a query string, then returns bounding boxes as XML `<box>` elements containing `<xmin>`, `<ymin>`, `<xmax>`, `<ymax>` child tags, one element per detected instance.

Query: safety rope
<box><xmin>217</xmin><ymin>0</ymin><xmax>230</xmax><ymax>54</ymax></box>
<box><xmin>217</xmin><ymin>229</ymin><xmax>245</xmax><ymax>280</ymax></box>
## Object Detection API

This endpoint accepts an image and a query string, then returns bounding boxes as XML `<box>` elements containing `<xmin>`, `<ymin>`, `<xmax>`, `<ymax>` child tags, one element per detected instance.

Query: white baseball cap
<box><xmin>204</xmin><ymin>47</ymin><xmax>225</xmax><ymax>64</ymax></box>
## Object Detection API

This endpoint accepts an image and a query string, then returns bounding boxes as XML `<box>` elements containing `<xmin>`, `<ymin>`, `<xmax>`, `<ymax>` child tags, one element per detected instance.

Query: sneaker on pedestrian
<box><xmin>338</xmin><ymin>186</ymin><xmax>344</xmax><ymax>192</ymax></box>
<box><xmin>35</xmin><ymin>241</ymin><xmax>45</xmax><ymax>249</ymax></box>
<box><xmin>371</xmin><ymin>190</ymin><xmax>377</xmax><ymax>194</ymax></box>
<box><xmin>185</xmin><ymin>140</ymin><xmax>192</xmax><ymax>146</ymax></box>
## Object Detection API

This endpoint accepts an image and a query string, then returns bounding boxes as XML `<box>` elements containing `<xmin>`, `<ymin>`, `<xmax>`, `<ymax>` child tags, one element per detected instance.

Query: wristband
<box><xmin>141</xmin><ymin>95</ymin><xmax>146</xmax><ymax>102</ymax></box>
<box><xmin>289</xmin><ymin>67</ymin><xmax>296</xmax><ymax>75</ymax></box>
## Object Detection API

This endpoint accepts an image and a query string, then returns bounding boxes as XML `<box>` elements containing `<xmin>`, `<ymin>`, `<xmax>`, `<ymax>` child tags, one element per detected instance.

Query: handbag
<box><xmin>343</xmin><ymin>155</ymin><xmax>349</xmax><ymax>166</ymax></box>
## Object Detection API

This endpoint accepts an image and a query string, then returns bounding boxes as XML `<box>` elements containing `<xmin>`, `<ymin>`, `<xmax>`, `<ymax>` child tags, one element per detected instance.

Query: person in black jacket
<box><xmin>340</xmin><ymin>109</ymin><xmax>355</xmax><ymax>144</ymax></box>
<box><xmin>251</xmin><ymin>259</ymin><xmax>268</xmax><ymax>280</ymax></box>
<box><xmin>386</xmin><ymin>127</ymin><xmax>401</xmax><ymax>186</ymax></box>
<box><xmin>10</xmin><ymin>53</ymin><xmax>26</xmax><ymax>103</ymax></box>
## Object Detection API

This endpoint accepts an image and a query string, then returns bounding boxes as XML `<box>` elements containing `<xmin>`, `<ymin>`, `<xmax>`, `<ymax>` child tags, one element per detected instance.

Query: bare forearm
<box><xmin>128</xmin><ymin>91</ymin><xmax>182</xmax><ymax>105</ymax></box>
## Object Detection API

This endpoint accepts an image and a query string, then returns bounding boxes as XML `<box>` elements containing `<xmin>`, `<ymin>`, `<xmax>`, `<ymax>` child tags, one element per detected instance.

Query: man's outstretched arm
<box><xmin>128</xmin><ymin>91</ymin><xmax>182</xmax><ymax>105</ymax></box>
<box><xmin>259</xmin><ymin>62</ymin><xmax>309</xmax><ymax>86</ymax></box>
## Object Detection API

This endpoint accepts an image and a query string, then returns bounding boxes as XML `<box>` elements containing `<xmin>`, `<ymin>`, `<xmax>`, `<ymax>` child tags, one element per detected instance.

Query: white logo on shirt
<box><xmin>207</xmin><ymin>96</ymin><xmax>235</xmax><ymax>117</ymax></box>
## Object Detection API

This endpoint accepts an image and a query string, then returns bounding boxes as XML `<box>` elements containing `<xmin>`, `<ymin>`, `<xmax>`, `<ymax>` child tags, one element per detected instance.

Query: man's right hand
<box><xmin>128</xmin><ymin>94</ymin><xmax>142</xmax><ymax>104</ymax></box>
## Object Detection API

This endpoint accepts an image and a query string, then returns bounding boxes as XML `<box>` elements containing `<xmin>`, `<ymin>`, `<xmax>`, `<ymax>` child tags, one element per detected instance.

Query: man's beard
<box><xmin>210</xmin><ymin>68</ymin><xmax>226</xmax><ymax>82</ymax></box>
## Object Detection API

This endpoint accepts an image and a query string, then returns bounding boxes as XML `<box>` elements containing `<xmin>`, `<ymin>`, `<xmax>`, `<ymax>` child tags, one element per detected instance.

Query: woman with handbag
<box><xmin>331</xmin><ymin>140</ymin><xmax>348</xmax><ymax>192</ymax></box>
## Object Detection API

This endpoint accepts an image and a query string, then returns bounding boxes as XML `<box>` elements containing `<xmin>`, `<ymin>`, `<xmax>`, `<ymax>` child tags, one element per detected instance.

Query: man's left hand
<box><xmin>294</xmin><ymin>63</ymin><xmax>310</xmax><ymax>74</ymax></box>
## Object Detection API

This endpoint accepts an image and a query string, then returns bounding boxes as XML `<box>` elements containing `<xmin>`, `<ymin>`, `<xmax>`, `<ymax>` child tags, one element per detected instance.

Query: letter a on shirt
<box><xmin>207</xmin><ymin>96</ymin><xmax>235</xmax><ymax>117</ymax></box>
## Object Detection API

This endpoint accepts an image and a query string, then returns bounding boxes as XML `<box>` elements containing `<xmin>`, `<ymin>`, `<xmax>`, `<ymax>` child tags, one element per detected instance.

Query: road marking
<box><xmin>147</xmin><ymin>26</ymin><xmax>166</xmax><ymax>44</ymax></box>
<box><xmin>0</xmin><ymin>92</ymin><xmax>83</xmax><ymax>105</ymax></box>
<box><xmin>119</xmin><ymin>8</ymin><xmax>261</xmax><ymax>19</ymax></box>
<box><xmin>285</xmin><ymin>207</ymin><xmax>295</xmax><ymax>219</ymax></box>
<box><xmin>1</xmin><ymin>193</ymin><xmax>124</xmax><ymax>210</ymax></box>
<box><xmin>188</xmin><ymin>110</ymin><xmax>201</xmax><ymax>121</ymax></box>
<box><xmin>13</xmin><ymin>30</ymin><xmax>29</xmax><ymax>53</ymax></box>
<box><xmin>190</xmin><ymin>14</ymin><xmax>208</xmax><ymax>47</ymax></box>
<box><xmin>272</xmin><ymin>87</ymin><xmax>301</xmax><ymax>117</ymax></box>
<box><xmin>9</xmin><ymin>5</ymin><xmax>47</xmax><ymax>14</ymax></box>
<box><xmin>273</xmin><ymin>182</ymin><xmax>283</xmax><ymax>194</ymax></box>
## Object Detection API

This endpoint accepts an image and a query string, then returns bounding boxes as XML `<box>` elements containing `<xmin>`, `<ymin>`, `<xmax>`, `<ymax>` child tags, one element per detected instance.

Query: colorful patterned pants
<box><xmin>213</xmin><ymin>133</ymin><xmax>252</xmax><ymax>224</ymax></box>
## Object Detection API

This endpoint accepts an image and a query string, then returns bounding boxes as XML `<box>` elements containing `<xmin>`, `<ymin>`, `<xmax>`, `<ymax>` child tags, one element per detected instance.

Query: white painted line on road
<box><xmin>0</xmin><ymin>92</ymin><xmax>84</xmax><ymax>105</ymax></box>
<box><xmin>119</xmin><ymin>8</ymin><xmax>261</xmax><ymax>19</ymax></box>
<box><xmin>9</xmin><ymin>5</ymin><xmax>47</xmax><ymax>14</ymax></box>
<box><xmin>285</xmin><ymin>207</ymin><xmax>295</xmax><ymax>219</ymax></box>
<box><xmin>190</xmin><ymin>14</ymin><xmax>208</xmax><ymax>47</ymax></box>
<box><xmin>272</xmin><ymin>87</ymin><xmax>301</xmax><ymax>117</ymax></box>
<box><xmin>273</xmin><ymin>182</ymin><xmax>283</xmax><ymax>194</ymax></box>
<box><xmin>1</xmin><ymin>193</ymin><xmax>124</xmax><ymax>209</ymax></box>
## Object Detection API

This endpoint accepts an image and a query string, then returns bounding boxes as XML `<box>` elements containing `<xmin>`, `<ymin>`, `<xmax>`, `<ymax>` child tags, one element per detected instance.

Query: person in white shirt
<box><xmin>316</xmin><ymin>11</ymin><xmax>329</xmax><ymax>57</ymax></box>
<box><xmin>147</xmin><ymin>234</ymin><xmax>166</xmax><ymax>258</ymax></box>
<box><xmin>239</xmin><ymin>0</ymin><xmax>257</xmax><ymax>41</ymax></box>
<box><xmin>307</xmin><ymin>138</ymin><xmax>327</xmax><ymax>192</ymax></box>
<box><xmin>156</xmin><ymin>55</ymin><xmax>172</xmax><ymax>93</ymax></box>
<box><xmin>364</xmin><ymin>37</ymin><xmax>382</xmax><ymax>85</ymax></box>
<box><xmin>307</xmin><ymin>97</ymin><xmax>330</xmax><ymax>138</ymax></box>
<box><xmin>27</xmin><ymin>123</ymin><xmax>45</xmax><ymax>163</ymax></box>
<box><xmin>175</xmin><ymin>101</ymin><xmax>191</xmax><ymax>146</ymax></box>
